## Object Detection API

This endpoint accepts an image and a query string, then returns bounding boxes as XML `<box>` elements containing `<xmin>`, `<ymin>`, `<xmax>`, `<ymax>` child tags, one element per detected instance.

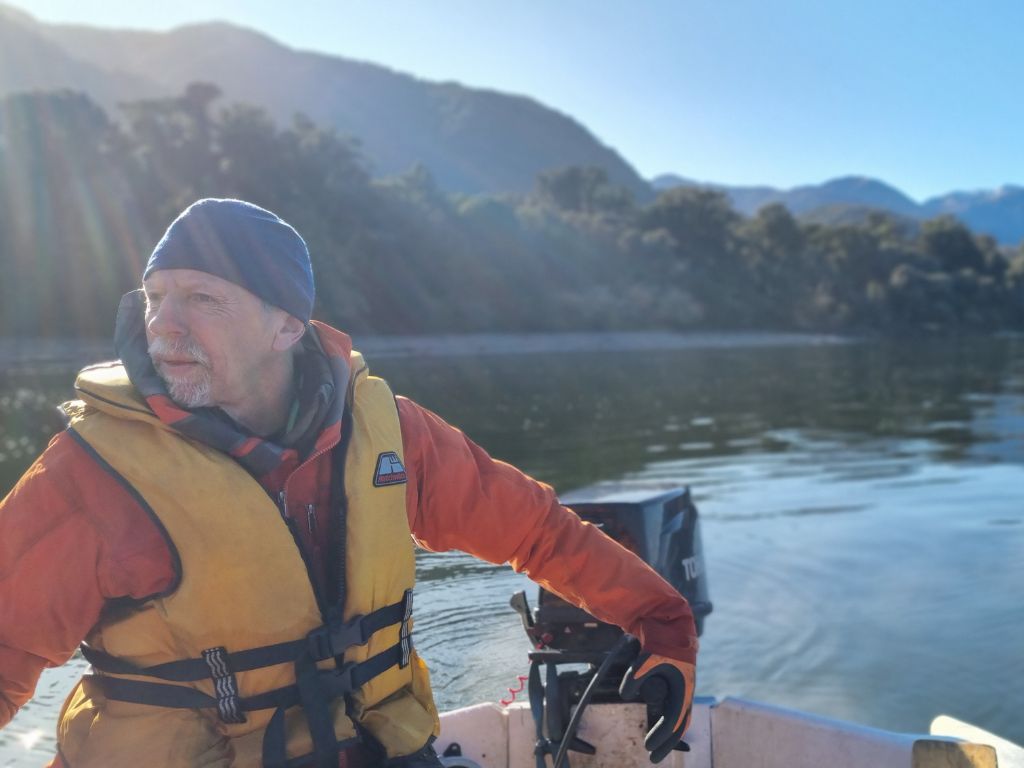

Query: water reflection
<box><xmin>3</xmin><ymin>335</ymin><xmax>1023</xmax><ymax>497</ymax></box>
<box><xmin>369</xmin><ymin>335</ymin><xmax>1024</xmax><ymax>490</ymax></box>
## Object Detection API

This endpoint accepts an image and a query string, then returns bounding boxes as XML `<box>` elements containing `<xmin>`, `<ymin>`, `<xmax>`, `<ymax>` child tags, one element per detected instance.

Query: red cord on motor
<box><xmin>499</xmin><ymin>674</ymin><xmax>529</xmax><ymax>706</ymax></box>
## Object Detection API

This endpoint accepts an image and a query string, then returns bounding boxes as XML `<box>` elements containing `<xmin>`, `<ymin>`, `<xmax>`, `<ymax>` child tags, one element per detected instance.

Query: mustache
<box><xmin>148</xmin><ymin>337</ymin><xmax>211</xmax><ymax>367</ymax></box>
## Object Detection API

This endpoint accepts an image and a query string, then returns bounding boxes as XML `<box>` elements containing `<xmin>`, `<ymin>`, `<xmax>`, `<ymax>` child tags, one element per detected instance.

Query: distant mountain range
<box><xmin>652</xmin><ymin>174</ymin><xmax>1024</xmax><ymax>246</ymax></box>
<box><xmin>1</xmin><ymin>3</ymin><xmax>1021</xmax><ymax>245</ymax></box>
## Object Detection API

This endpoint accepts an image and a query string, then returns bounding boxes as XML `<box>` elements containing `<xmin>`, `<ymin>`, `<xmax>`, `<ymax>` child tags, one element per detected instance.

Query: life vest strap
<box><xmin>256</xmin><ymin>641</ymin><xmax>406</xmax><ymax>768</ymax></box>
<box><xmin>81</xmin><ymin>636</ymin><xmax>305</xmax><ymax>681</ymax></box>
<box><xmin>309</xmin><ymin>589</ymin><xmax>412</xmax><ymax>662</ymax></box>
<box><xmin>87</xmin><ymin>640</ymin><xmax>405</xmax><ymax>713</ymax></box>
<box><xmin>80</xmin><ymin>591</ymin><xmax>413</xmax><ymax>681</ymax></box>
<box><xmin>260</xmin><ymin>707</ymin><xmax>363</xmax><ymax>768</ymax></box>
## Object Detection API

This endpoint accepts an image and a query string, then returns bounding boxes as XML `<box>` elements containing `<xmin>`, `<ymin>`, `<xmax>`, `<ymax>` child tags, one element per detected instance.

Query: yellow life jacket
<box><xmin>56</xmin><ymin>355</ymin><xmax>439</xmax><ymax>768</ymax></box>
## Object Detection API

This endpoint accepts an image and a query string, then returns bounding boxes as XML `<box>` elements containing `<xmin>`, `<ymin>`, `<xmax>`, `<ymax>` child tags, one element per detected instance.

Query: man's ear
<box><xmin>272</xmin><ymin>313</ymin><xmax>307</xmax><ymax>352</ymax></box>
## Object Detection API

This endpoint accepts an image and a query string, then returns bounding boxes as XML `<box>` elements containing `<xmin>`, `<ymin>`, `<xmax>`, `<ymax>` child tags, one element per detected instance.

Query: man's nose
<box><xmin>147</xmin><ymin>296</ymin><xmax>187</xmax><ymax>337</ymax></box>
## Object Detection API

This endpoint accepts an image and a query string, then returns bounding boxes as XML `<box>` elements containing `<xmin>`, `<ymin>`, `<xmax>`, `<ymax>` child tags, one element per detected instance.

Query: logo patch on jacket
<box><xmin>373</xmin><ymin>451</ymin><xmax>408</xmax><ymax>487</ymax></box>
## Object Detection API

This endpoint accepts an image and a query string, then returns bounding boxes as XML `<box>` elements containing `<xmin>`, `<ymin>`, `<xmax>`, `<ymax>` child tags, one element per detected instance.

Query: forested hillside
<box><xmin>1</xmin><ymin>87</ymin><xmax>1022</xmax><ymax>338</ymax></box>
<box><xmin>0</xmin><ymin>3</ymin><xmax>648</xmax><ymax>197</ymax></box>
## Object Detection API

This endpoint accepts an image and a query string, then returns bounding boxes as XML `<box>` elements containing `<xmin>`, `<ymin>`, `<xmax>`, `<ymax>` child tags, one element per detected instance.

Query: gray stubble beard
<box><xmin>148</xmin><ymin>337</ymin><xmax>213</xmax><ymax>409</ymax></box>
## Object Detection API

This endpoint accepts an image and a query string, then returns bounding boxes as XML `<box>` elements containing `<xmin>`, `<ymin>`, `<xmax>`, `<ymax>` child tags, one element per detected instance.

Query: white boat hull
<box><xmin>436</xmin><ymin>698</ymin><xmax>1021</xmax><ymax>768</ymax></box>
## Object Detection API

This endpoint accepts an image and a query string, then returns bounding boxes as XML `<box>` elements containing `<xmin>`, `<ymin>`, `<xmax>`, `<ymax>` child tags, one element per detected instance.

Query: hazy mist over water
<box><xmin>1</xmin><ymin>333</ymin><xmax>1022</xmax><ymax>764</ymax></box>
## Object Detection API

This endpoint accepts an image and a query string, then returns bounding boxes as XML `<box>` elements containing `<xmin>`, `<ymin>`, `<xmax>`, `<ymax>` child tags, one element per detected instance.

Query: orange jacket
<box><xmin>0</xmin><ymin>326</ymin><xmax>697</xmax><ymax>730</ymax></box>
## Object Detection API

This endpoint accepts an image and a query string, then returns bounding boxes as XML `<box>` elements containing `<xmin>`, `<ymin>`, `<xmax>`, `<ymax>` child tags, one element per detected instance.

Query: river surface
<box><xmin>1</xmin><ymin>332</ymin><xmax>1022</xmax><ymax>765</ymax></box>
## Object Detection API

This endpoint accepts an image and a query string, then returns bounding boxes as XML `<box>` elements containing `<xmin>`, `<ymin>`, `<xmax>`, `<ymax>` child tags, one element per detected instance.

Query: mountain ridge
<box><xmin>2</xmin><ymin>3</ymin><xmax>1020</xmax><ymax>243</ymax></box>
<box><xmin>0</xmin><ymin>3</ymin><xmax>650</xmax><ymax>198</ymax></box>
<box><xmin>653</xmin><ymin>174</ymin><xmax>1024</xmax><ymax>245</ymax></box>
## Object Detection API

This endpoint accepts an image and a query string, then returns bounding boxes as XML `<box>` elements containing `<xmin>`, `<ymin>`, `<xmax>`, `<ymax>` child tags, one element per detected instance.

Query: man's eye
<box><xmin>191</xmin><ymin>293</ymin><xmax>215</xmax><ymax>303</ymax></box>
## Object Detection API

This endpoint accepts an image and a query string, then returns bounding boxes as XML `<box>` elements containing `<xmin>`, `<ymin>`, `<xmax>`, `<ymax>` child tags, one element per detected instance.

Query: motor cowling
<box><xmin>522</xmin><ymin>487</ymin><xmax>711</xmax><ymax>655</ymax></box>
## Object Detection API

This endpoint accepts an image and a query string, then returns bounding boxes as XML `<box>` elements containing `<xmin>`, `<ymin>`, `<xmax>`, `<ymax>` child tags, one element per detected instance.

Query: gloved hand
<box><xmin>619</xmin><ymin>652</ymin><xmax>696</xmax><ymax>763</ymax></box>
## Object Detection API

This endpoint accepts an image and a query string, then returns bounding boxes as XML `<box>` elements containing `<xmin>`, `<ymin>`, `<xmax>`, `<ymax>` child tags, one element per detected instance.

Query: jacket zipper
<box><xmin>280</xmin><ymin>442</ymin><xmax>337</xmax><ymax>618</ymax></box>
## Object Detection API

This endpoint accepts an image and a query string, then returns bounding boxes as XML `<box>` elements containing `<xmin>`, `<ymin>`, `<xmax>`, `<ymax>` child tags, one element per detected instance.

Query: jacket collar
<box><xmin>78</xmin><ymin>291</ymin><xmax>356</xmax><ymax>477</ymax></box>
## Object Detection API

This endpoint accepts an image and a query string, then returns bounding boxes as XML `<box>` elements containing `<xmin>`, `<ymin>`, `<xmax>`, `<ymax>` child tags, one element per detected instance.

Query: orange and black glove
<box><xmin>619</xmin><ymin>653</ymin><xmax>696</xmax><ymax>763</ymax></box>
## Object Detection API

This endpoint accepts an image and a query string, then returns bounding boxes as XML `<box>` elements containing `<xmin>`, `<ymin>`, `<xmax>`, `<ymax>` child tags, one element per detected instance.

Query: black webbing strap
<box><xmin>90</xmin><ymin>641</ymin><xmax>405</xmax><ymax>713</ymax></box>
<box><xmin>88</xmin><ymin>675</ymin><xmax>302</xmax><ymax>712</ymax></box>
<box><xmin>202</xmin><ymin>646</ymin><xmax>246</xmax><ymax>723</ymax></box>
<box><xmin>80</xmin><ymin>594</ymin><xmax>410</xmax><ymax>682</ymax></box>
<box><xmin>295</xmin><ymin>651</ymin><xmax>338</xmax><ymax>768</ymax></box>
<box><xmin>91</xmin><ymin>675</ymin><xmax>215</xmax><ymax>709</ymax></box>
<box><xmin>81</xmin><ymin>638</ymin><xmax>305</xmax><ymax>681</ymax></box>
<box><xmin>307</xmin><ymin>594</ymin><xmax>410</xmax><ymax>662</ymax></box>
<box><xmin>262</xmin><ymin>705</ymin><xmax>291</xmax><ymax>768</ymax></box>
<box><xmin>261</xmin><ymin>644</ymin><xmax>405</xmax><ymax>768</ymax></box>
<box><xmin>262</xmin><ymin>706</ymin><xmax>362</xmax><ymax>768</ymax></box>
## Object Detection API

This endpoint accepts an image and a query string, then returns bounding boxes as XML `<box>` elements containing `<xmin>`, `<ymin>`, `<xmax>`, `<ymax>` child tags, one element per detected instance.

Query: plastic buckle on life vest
<box><xmin>307</xmin><ymin>615</ymin><xmax>369</xmax><ymax>661</ymax></box>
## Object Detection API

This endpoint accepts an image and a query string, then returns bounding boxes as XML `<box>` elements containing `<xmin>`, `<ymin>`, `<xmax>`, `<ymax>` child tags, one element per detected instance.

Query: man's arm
<box><xmin>397</xmin><ymin>397</ymin><xmax>697</xmax><ymax>664</ymax></box>
<box><xmin>0</xmin><ymin>433</ymin><xmax>175</xmax><ymax>727</ymax></box>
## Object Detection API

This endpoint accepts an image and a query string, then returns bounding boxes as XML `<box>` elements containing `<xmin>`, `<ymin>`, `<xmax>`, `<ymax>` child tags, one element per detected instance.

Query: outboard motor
<box><xmin>508</xmin><ymin>487</ymin><xmax>711</xmax><ymax>768</ymax></box>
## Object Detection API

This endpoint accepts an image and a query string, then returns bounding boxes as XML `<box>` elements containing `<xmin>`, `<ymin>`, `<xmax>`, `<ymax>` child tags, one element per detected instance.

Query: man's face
<box><xmin>142</xmin><ymin>269</ymin><xmax>283</xmax><ymax>410</ymax></box>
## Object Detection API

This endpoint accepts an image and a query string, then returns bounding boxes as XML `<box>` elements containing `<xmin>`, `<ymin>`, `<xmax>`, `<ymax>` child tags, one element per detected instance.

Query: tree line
<box><xmin>1</xmin><ymin>85</ymin><xmax>1022</xmax><ymax>339</ymax></box>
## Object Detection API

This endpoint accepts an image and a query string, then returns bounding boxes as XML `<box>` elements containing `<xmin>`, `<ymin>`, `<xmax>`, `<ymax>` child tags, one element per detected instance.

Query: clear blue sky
<box><xmin>10</xmin><ymin>0</ymin><xmax>1023</xmax><ymax>200</ymax></box>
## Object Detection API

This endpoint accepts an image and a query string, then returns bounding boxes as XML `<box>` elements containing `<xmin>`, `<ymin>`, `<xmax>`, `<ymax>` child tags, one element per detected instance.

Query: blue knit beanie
<box><xmin>143</xmin><ymin>199</ymin><xmax>315</xmax><ymax>323</ymax></box>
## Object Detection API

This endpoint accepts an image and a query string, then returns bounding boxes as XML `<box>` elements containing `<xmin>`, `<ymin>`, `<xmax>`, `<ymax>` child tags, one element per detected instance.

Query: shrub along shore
<box><xmin>2</xmin><ymin>85</ymin><xmax>1022</xmax><ymax>339</ymax></box>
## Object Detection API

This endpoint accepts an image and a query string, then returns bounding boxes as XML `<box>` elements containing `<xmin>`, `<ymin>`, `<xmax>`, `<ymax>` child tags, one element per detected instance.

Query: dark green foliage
<box><xmin>534</xmin><ymin>166</ymin><xmax>634</xmax><ymax>215</ymax></box>
<box><xmin>1</xmin><ymin>86</ymin><xmax>1021</xmax><ymax>339</ymax></box>
<box><xmin>639</xmin><ymin>187</ymin><xmax>741</xmax><ymax>261</ymax></box>
<box><xmin>921</xmin><ymin>216</ymin><xmax>988</xmax><ymax>273</ymax></box>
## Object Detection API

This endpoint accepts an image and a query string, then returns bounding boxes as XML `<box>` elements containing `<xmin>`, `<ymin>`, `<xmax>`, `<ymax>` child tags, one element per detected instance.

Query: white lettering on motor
<box><xmin>681</xmin><ymin>556</ymin><xmax>703</xmax><ymax>580</ymax></box>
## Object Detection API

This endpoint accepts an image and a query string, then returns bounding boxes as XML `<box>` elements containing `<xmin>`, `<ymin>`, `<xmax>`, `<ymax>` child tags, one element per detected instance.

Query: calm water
<box><xmin>1</xmin><ymin>333</ymin><xmax>1022</xmax><ymax>765</ymax></box>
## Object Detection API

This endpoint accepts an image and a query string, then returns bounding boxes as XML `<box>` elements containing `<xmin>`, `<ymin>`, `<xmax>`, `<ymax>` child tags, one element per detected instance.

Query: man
<box><xmin>0</xmin><ymin>199</ymin><xmax>698</xmax><ymax>768</ymax></box>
